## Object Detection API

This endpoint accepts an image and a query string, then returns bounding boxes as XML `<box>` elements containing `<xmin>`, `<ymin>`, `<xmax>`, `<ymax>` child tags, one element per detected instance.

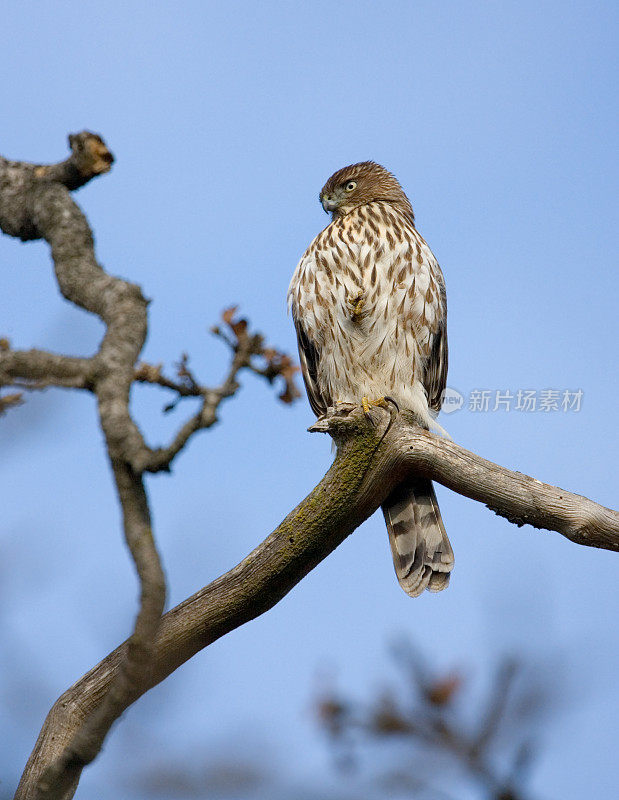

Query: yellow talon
<box><xmin>347</xmin><ymin>291</ymin><xmax>365</xmax><ymax>320</ymax></box>
<box><xmin>362</xmin><ymin>396</ymin><xmax>386</xmax><ymax>414</ymax></box>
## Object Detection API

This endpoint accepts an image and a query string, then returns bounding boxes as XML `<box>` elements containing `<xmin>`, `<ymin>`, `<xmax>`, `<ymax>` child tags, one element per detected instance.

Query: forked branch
<box><xmin>15</xmin><ymin>406</ymin><xmax>619</xmax><ymax>798</ymax></box>
<box><xmin>1</xmin><ymin>134</ymin><xmax>299</xmax><ymax>800</ymax></box>
<box><xmin>3</xmin><ymin>135</ymin><xmax>616</xmax><ymax>800</ymax></box>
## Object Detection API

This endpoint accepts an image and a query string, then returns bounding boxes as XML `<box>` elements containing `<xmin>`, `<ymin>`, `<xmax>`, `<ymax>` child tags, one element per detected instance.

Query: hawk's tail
<box><xmin>381</xmin><ymin>478</ymin><xmax>454</xmax><ymax>597</ymax></box>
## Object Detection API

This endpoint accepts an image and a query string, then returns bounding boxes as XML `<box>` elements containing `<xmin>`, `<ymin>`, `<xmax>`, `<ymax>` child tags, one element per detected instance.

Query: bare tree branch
<box><xmin>32</xmin><ymin>467</ymin><xmax>162</xmax><ymax>800</ymax></box>
<box><xmin>0</xmin><ymin>390</ymin><xmax>24</xmax><ymax>415</ymax></box>
<box><xmin>31</xmin><ymin>131</ymin><xmax>115</xmax><ymax>191</ymax></box>
<box><xmin>3</xmin><ymin>134</ymin><xmax>616</xmax><ymax>799</ymax></box>
<box><xmin>2</xmin><ymin>133</ymin><xmax>300</xmax><ymax>800</ymax></box>
<box><xmin>0</xmin><ymin>132</ymin><xmax>113</xmax><ymax>245</ymax></box>
<box><xmin>15</xmin><ymin>406</ymin><xmax>619</xmax><ymax>797</ymax></box>
<box><xmin>1</xmin><ymin>133</ymin><xmax>166</xmax><ymax>799</ymax></box>
<box><xmin>389</xmin><ymin>419</ymin><xmax>619</xmax><ymax>551</ymax></box>
<box><xmin>0</xmin><ymin>344</ymin><xmax>94</xmax><ymax>390</ymax></box>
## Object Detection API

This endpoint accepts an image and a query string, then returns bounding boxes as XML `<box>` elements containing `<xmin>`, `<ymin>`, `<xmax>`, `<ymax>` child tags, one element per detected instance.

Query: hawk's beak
<box><xmin>321</xmin><ymin>195</ymin><xmax>338</xmax><ymax>213</ymax></box>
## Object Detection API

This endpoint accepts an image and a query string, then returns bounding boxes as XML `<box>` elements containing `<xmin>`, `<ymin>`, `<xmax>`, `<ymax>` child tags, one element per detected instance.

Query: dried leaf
<box><xmin>230</xmin><ymin>318</ymin><xmax>248</xmax><ymax>337</ymax></box>
<box><xmin>372</xmin><ymin>695</ymin><xmax>414</xmax><ymax>735</ymax></box>
<box><xmin>427</xmin><ymin>673</ymin><xmax>463</xmax><ymax>706</ymax></box>
<box><xmin>222</xmin><ymin>306</ymin><xmax>238</xmax><ymax>325</ymax></box>
<box><xmin>316</xmin><ymin>696</ymin><xmax>349</xmax><ymax>738</ymax></box>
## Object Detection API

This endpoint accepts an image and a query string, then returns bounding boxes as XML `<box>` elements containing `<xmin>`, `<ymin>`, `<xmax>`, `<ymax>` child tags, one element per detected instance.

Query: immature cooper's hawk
<box><xmin>288</xmin><ymin>161</ymin><xmax>453</xmax><ymax>597</ymax></box>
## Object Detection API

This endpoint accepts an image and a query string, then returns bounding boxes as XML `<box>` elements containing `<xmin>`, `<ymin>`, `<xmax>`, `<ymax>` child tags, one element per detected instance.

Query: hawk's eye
<box><xmin>345</xmin><ymin>181</ymin><xmax>357</xmax><ymax>192</ymax></box>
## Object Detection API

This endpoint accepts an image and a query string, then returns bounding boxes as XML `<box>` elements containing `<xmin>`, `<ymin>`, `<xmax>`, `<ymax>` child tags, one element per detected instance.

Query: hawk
<box><xmin>288</xmin><ymin>161</ymin><xmax>453</xmax><ymax>597</ymax></box>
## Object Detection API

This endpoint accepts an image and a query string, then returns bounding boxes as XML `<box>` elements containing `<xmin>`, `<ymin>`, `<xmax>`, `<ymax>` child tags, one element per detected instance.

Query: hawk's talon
<box><xmin>347</xmin><ymin>291</ymin><xmax>365</xmax><ymax>321</ymax></box>
<box><xmin>383</xmin><ymin>395</ymin><xmax>400</xmax><ymax>413</ymax></box>
<box><xmin>362</xmin><ymin>395</ymin><xmax>389</xmax><ymax>422</ymax></box>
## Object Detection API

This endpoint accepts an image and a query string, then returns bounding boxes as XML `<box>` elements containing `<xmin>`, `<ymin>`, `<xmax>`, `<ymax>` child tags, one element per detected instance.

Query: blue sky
<box><xmin>1</xmin><ymin>1</ymin><xmax>617</xmax><ymax>797</ymax></box>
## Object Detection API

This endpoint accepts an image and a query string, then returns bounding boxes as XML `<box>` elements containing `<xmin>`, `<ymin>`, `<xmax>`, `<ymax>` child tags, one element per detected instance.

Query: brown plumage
<box><xmin>288</xmin><ymin>162</ymin><xmax>454</xmax><ymax>597</ymax></box>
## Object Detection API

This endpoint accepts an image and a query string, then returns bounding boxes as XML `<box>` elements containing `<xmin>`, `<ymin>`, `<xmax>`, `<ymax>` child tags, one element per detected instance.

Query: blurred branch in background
<box><xmin>316</xmin><ymin>640</ymin><xmax>554</xmax><ymax>800</ymax></box>
<box><xmin>123</xmin><ymin>639</ymin><xmax>555</xmax><ymax>800</ymax></box>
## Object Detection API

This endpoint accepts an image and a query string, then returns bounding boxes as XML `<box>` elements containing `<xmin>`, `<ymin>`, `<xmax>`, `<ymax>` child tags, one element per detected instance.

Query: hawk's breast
<box><xmin>288</xmin><ymin>201</ymin><xmax>447</xmax><ymax>425</ymax></box>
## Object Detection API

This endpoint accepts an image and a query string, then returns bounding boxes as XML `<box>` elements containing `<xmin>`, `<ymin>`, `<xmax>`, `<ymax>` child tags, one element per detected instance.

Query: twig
<box><xmin>0</xmin><ymin>391</ymin><xmax>23</xmax><ymax>415</ymax></box>
<box><xmin>472</xmin><ymin>658</ymin><xmax>519</xmax><ymax>756</ymax></box>
<box><xmin>135</xmin><ymin>308</ymin><xmax>301</xmax><ymax>472</ymax></box>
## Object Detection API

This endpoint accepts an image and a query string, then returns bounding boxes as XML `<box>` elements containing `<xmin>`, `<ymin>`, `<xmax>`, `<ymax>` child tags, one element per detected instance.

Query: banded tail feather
<box><xmin>382</xmin><ymin>477</ymin><xmax>454</xmax><ymax>597</ymax></box>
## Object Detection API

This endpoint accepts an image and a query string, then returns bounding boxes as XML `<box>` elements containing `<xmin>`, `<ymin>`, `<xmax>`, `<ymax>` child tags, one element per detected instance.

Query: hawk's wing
<box><xmin>291</xmin><ymin>303</ymin><xmax>330</xmax><ymax>417</ymax></box>
<box><xmin>424</xmin><ymin>272</ymin><xmax>448</xmax><ymax>414</ymax></box>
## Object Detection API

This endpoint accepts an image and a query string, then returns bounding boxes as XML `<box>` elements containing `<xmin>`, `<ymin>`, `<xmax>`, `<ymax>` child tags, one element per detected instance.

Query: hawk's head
<box><xmin>319</xmin><ymin>161</ymin><xmax>414</xmax><ymax>222</ymax></box>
